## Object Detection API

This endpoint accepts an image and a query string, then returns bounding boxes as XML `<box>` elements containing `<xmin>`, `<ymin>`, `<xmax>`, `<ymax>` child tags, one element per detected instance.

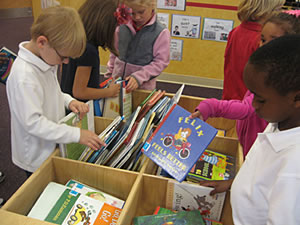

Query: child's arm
<box><xmin>198</xmin><ymin>179</ymin><xmax>233</xmax><ymax>195</ymax></box>
<box><xmin>192</xmin><ymin>93</ymin><xmax>255</xmax><ymax>121</ymax></box>
<box><xmin>127</xmin><ymin>29</ymin><xmax>170</xmax><ymax>91</ymax></box>
<box><xmin>72</xmin><ymin>67</ymin><xmax>120</xmax><ymax>100</ymax></box>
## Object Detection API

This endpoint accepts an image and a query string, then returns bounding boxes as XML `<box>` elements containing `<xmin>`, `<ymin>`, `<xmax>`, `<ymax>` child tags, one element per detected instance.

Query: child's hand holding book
<box><xmin>68</xmin><ymin>99</ymin><xmax>89</xmax><ymax>120</ymax></box>
<box><xmin>198</xmin><ymin>179</ymin><xmax>233</xmax><ymax>196</ymax></box>
<box><xmin>189</xmin><ymin>110</ymin><xmax>204</xmax><ymax>121</ymax></box>
<box><xmin>107</xmin><ymin>78</ymin><xmax>120</xmax><ymax>97</ymax></box>
<box><xmin>79</xmin><ymin>129</ymin><xmax>106</xmax><ymax>150</ymax></box>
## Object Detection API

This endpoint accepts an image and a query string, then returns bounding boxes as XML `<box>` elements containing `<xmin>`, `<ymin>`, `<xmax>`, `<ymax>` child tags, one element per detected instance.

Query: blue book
<box><xmin>0</xmin><ymin>47</ymin><xmax>17</xmax><ymax>84</ymax></box>
<box><xmin>142</xmin><ymin>104</ymin><xmax>217</xmax><ymax>182</ymax></box>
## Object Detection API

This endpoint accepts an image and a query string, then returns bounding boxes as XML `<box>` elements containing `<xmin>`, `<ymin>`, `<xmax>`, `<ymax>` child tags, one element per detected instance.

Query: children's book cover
<box><xmin>142</xmin><ymin>104</ymin><xmax>218</xmax><ymax>182</ymax></box>
<box><xmin>65</xmin><ymin>179</ymin><xmax>125</xmax><ymax>209</ymax></box>
<box><xmin>166</xmin><ymin>180</ymin><xmax>226</xmax><ymax>221</ymax></box>
<box><xmin>59</xmin><ymin>100</ymin><xmax>94</xmax><ymax>159</ymax></box>
<box><xmin>153</xmin><ymin>206</ymin><xmax>223</xmax><ymax>225</ymax></box>
<box><xmin>45</xmin><ymin>188</ymin><xmax>122</xmax><ymax>225</ymax></box>
<box><xmin>133</xmin><ymin>210</ymin><xmax>205</xmax><ymax>225</ymax></box>
<box><xmin>0</xmin><ymin>47</ymin><xmax>17</xmax><ymax>84</ymax></box>
<box><xmin>28</xmin><ymin>181</ymin><xmax>122</xmax><ymax>225</ymax></box>
<box><xmin>187</xmin><ymin>149</ymin><xmax>236</xmax><ymax>181</ymax></box>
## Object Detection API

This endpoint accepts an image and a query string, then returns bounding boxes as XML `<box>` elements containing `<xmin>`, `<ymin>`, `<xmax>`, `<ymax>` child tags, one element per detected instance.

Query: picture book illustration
<box><xmin>142</xmin><ymin>104</ymin><xmax>217</xmax><ymax>182</ymax></box>
<box><xmin>188</xmin><ymin>149</ymin><xmax>236</xmax><ymax>181</ymax></box>
<box><xmin>133</xmin><ymin>210</ymin><xmax>205</xmax><ymax>225</ymax></box>
<box><xmin>166</xmin><ymin>180</ymin><xmax>226</xmax><ymax>221</ymax></box>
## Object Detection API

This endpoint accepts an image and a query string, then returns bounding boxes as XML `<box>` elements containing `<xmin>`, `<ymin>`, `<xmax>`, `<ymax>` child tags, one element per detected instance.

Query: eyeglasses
<box><xmin>53</xmin><ymin>48</ymin><xmax>69</xmax><ymax>61</ymax></box>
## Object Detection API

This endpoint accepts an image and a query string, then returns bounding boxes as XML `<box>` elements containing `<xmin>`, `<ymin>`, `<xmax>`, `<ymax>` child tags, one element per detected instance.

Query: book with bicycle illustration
<box><xmin>142</xmin><ymin>104</ymin><xmax>218</xmax><ymax>182</ymax></box>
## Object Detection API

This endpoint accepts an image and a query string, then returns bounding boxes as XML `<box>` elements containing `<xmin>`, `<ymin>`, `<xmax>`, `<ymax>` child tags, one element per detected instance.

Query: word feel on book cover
<box><xmin>142</xmin><ymin>104</ymin><xmax>217</xmax><ymax>182</ymax></box>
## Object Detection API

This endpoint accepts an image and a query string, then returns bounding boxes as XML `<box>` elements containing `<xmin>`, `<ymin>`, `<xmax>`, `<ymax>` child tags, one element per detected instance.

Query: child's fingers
<box><xmin>189</xmin><ymin>111</ymin><xmax>201</xmax><ymax>119</ymax></box>
<box><xmin>88</xmin><ymin>136</ymin><xmax>106</xmax><ymax>150</ymax></box>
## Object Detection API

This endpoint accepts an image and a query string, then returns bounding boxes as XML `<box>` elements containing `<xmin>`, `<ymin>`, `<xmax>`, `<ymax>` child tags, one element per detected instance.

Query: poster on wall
<box><xmin>157</xmin><ymin>0</ymin><xmax>186</xmax><ymax>11</ymax></box>
<box><xmin>171</xmin><ymin>14</ymin><xmax>201</xmax><ymax>39</ymax></box>
<box><xmin>157</xmin><ymin>13</ymin><xmax>170</xmax><ymax>29</ymax></box>
<box><xmin>202</xmin><ymin>18</ymin><xmax>234</xmax><ymax>42</ymax></box>
<box><xmin>41</xmin><ymin>0</ymin><xmax>60</xmax><ymax>8</ymax></box>
<box><xmin>170</xmin><ymin>39</ymin><xmax>183</xmax><ymax>61</ymax></box>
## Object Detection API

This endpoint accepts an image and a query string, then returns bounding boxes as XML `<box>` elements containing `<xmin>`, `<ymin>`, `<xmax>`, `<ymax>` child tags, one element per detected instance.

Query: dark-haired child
<box><xmin>61</xmin><ymin>0</ymin><xmax>120</xmax><ymax>101</ymax></box>
<box><xmin>200</xmin><ymin>34</ymin><xmax>300</xmax><ymax>224</ymax></box>
<box><xmin>190</xmin><ymin>12</ymin><xmax>300</xmax><ymax>157</ymax></box>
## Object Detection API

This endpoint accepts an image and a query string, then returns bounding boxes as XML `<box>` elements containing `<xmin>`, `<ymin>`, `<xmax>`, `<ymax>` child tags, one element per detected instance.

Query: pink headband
<box><xmin>114</xmin><ymin>3</ymin><xmax>132</xmax><ymax>25</ymax></box>
<box><xmin>284</xmin><ymin>9</ymin><xmax>300</xmax><ymax>18</ymax></box>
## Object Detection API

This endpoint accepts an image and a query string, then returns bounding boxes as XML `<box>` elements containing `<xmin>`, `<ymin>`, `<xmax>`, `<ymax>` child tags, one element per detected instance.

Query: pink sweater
<box><xmin>105</xmin><ymin>14</ymin><xmax>170</xmax><ymax>90</ymax></box>
<box><xmin>196</xmin><ymin>91</ymin><xmax>268</xmax><ymax>157</ymax></box>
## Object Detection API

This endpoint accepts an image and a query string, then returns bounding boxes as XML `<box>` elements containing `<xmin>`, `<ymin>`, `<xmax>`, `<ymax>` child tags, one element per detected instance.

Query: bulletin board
<box><xmin>32</xmin><ymin>0</ymin><xmax>240</xmax><ymax>81</ymax></box>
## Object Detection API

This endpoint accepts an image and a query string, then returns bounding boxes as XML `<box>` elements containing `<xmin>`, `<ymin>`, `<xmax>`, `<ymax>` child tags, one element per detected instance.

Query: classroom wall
<box><xmin>0</xmin><ymin>0</ymin><xmax>32</xmax><ymax>9</ymax></box>
<box><xmin>31</xmin><ymin>0</ymin><xmax>240</xmax><ymax>82</ymax></box>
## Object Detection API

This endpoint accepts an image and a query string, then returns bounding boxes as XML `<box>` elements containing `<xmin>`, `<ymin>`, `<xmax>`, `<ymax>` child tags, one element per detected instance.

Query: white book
<box><xmin>28</xmin><ymin>181</ymin><xmax>123</xmax><ymax>224</ymax></box>
<box><xmin>166</xmin><ymin>180</ymin><xmax>226</xmax><ymax>221</ymax></box>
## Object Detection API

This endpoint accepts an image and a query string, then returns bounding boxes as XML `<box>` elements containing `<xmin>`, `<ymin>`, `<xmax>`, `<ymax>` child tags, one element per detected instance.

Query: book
<box><xmin>142</xmin><ymin>104</ymin><xmax>218</xmax><ymax>182</ymax></box>
<box><xmin>187</xmin><ymin>149</ymin><xmax>236</xmax><ymax>181</ymax></box>
<box><xmin>133</xmin><ymin>209</ymin><xmax>205</xmax><ymax>225</ymax></box>
<box><xmin>166</xmin><ymin>180</ymin><xmax>226</xmax><ymax>221</ymax></box>
<box><xmin>0</xmin><ymin>46</ymin><xmax>17</xmax><ymax>84</ymax></box>
<box><xmin>58</xmin><ymin>100</ymin><xmax>94</xmax><ymax>159</ymax></box>
<box><xmin>28</xmin><ymin>182</ymin><xmax>122</xmax><ymax>224</ymax></box>
<box><xmin>65</xmin><ymin>179</ymin><xmax>125</xmax><ymax>208</ymax></box>
<box><xmin>153</xmin><ymin>206</ymin><xmax>223</xmax><ymax>225</ymax></box>
<box><xmin>93</xmin><ymin>98</ymin><xmax>104</xmax><ymax>116</ymax></box>
<box><xmin>102</xmin><ymin>80</ymin><xmax>132</xmax><ymax>121</ymax></box>
<box><xmin>216</xmin><ymin>129</ymin><xmax>226</xmax><ymax>137</ymax></box>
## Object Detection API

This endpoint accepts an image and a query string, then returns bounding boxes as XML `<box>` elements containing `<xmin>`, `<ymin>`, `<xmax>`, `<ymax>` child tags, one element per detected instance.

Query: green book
<box><xmin>133</xmin><ymin>210</ymin><xmax>205</xmax><ymax>225</ymax></box>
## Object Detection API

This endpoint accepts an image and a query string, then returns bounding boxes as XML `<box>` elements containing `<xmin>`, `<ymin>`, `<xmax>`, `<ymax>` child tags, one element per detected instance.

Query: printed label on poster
<box><xmin>202</xmin><ymin>18</ymin><xmax>234</xmax><ymax>42</ymax></box>
<box><xmin>170</xmin><ymin>39</ymin><xmax>183</xmax><ymax>61</ymax></box>
<box><xmin>171</xmin><ymin>14</ymin><xmax>201</xmax><ymax>39</ymax></box>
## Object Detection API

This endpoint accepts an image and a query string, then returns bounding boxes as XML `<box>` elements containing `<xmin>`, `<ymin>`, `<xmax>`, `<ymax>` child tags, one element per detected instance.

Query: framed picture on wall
<box><xmin>157</xmin><ymin>0</ymin><xmax>186</xmax><ymax>11</ymax></box>
<box><xmin>170</xmin><ymin>39</ymin><xmax>183</xmax><ymax>61</ymax></box>
<box><xmin>171</xmin><ymin>14</ymin><xmax>201</xmax><ymax>39</ymax></box>
<box><xmin>201</xmin><ymin>18</ymin><xmax>234</xmax><ymax>42</ymax></box>
<box><xmin>157</xmin><ymin>13</ymin><xmax>170</xmax><ymax>29</ymax></box>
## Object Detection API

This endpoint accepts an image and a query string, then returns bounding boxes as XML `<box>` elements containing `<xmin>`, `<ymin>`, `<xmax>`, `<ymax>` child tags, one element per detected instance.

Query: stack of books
<box><xmin>60</xmin><ymin>84</ymin><xmax>186</xmax><ymax>172</ymax></box>
<box><xmin>28</xmin><ymin>180</ymin><xmax>125</xmax><ymax>224</ymax></box>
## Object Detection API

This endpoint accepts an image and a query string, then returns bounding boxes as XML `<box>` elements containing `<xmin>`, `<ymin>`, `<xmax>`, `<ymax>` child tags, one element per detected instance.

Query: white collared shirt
<box><xmin>231</xmin><ymin>123</ymin><xmax>300</xmax><ymax>225</ymax></box>
<box><xmin>6</xmin><ymin>41</ymin><xmax>80</xmax><ymax>172</ymax></box>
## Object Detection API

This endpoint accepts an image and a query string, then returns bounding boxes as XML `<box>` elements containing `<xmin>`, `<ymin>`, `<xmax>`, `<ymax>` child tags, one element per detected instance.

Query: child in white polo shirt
<box><xmin>199</xmin><ymin>35</ymin><xmax>300</xmax><ymax>225</ymax></box>
<box><xmin>6</xmin><ymin>6</ymin><xmax>105</xmax><ymax>177</ymax></box>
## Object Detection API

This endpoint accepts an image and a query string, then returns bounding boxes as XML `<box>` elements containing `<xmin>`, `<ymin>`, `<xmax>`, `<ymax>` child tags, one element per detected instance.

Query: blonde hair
<box><xmin>238</xmin><ymin>0</ymin><xmax>285</xmax><ymax>22</ymax></box>
<box><xmin>31</xmin><ymin>6</ymin><xmax>86</xmax><ymax>58</ymax></box>
<box><xmin>123</xmin><ymin>0</ymin><xmax>156</xmax><ymax>9</ymax></box>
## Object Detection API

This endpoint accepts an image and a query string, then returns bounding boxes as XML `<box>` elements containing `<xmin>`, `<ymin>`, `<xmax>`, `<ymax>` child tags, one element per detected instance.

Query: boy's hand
<box><xmin>198</xmin><ymin>179</ymin><xmax>233</xmax><ymax>195</ymax></box>
<box><xmin>189</xmin><ymin>110</ymin><xmax>204</xmax><ymax>120</ymax></box>
<box><xmin>107</xmin><ymin>79</ymin><xmax>120</xmax><ymax>97</ymax></box>
<box><xmin>69</xmin><ymin>100</ymin><xmax>89</xmax><ymax>120</ymax></box>
<box><xmin>79</xmin><ymin>129</ymin><xmax>106</xmax><ymax>150</ymax></box>
<box><xmin>125</xmin><ymin>76</ymin><xmax>138</xmax><ymax>92</ymax></box>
